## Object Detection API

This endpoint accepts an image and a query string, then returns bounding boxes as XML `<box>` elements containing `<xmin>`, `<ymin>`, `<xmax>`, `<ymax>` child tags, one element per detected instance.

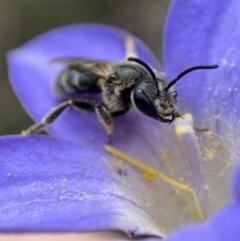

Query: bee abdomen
<box><xmin>54</xmin><ymin>68</ymin><xmax>101</xmax><ymax>96</ymax></box>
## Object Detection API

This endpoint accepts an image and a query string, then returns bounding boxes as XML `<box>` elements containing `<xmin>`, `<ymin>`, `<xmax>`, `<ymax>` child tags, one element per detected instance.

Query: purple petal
<box><xmin>7</xmin><ymin>24</ymin><xmax>162</xmax><ymax>147</ymax></box>
<box><xmin>0</xmin><ymin>135</ymin><xmax>163</xmax><ymax>237</ymax></box>
<box><xmin>166</xmin><ymin>201</ymin><xmax>240</xmax><ymax>241</ymax></box>
<box><xmin>164</xmin><ymin>0</ymin><xmax>240</xmax><ymax>127</ymax></box>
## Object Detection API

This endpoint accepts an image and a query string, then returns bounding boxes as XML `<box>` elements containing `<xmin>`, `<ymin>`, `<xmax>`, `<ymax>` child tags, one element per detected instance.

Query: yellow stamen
<box><xmin>105</xmin><ymin>145</ymin><xmax>192</xmax><ymax>192</ymax></box>
<box><xmin>104</xmin><ymin>145</ymin><xmax>204</xmax><ymax>220</ymax></box>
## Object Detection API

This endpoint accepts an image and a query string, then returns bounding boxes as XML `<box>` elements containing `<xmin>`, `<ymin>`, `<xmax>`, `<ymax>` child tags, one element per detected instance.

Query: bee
<box><xmin>22</xmin><ymin>36</ymin><xmax>218</xmax><ymax>143</ymax></box>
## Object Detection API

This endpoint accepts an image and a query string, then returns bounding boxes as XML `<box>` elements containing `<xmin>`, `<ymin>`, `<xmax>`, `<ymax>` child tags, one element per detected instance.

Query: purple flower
<box><xmin>3</xmin><ymin>0</ymin><xmax>240</xmax><ymax>240</ymax></box>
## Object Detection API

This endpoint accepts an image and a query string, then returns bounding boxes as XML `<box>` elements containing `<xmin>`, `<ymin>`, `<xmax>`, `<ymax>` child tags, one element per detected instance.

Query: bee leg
<box><xmin>95</xmin><ymin>104</ymin><xmax>114</xmax><ymax>143</ymax></box>
<box><xmin>22</xmin><ymin>99</ymin><xmax>94</xmax><ymax>135</ymax></box>
<box><xmin>125</xmin><ymin>35</ymin><xmax>138</xmax><ymax>59</ymax></box>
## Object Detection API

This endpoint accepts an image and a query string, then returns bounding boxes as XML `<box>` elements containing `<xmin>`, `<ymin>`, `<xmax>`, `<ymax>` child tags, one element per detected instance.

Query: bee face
<box><xmin>154</xmin><ymin>94</ymin><xmax>175</xmax><ymax>117</ymax></box>
<box><xmin>128</xmin><ymin>58</ymin><xmax>218</xmax><ymax>124</ymax></box>
<box><xmin>132</xmin><ymin>75</ymin><xmax>177</xmax><ymax>122</ymax></box>
<box><xmin>155</xmin><ymin>83</ymin><xmax>177</xmax><ymax>117</ymax></box>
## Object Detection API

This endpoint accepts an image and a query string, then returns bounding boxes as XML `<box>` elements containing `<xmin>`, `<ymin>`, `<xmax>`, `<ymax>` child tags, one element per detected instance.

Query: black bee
<box><xmin>22</xmin><ymin>37</ymin><xmax>218</xmax><ymax>142</ymax></box>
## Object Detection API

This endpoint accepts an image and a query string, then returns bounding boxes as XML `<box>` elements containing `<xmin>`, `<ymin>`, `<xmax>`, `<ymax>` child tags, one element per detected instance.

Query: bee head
<box><xmin>128</xmin><ymin>57</ymin><xmax>218</xmax><ymax>123</ymax></box>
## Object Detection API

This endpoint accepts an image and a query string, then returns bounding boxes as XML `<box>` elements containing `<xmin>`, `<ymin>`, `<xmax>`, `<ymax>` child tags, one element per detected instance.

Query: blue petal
<box><xmin>166</xmin><ymin>201</ymin><xmax>240</xmax><ymax>241</ymax></box>
<box><xmin>0</xmin><ymin>135</ymin><xmax>163</xmax><ymax>237</ymax></box>
<box><xmin>164</xmin><ymin>0</ymin><xmax>240</xmax><ymax>127</ymax></box>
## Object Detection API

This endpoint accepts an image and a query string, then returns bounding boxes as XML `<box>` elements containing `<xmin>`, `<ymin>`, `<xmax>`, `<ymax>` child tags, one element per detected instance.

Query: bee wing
<box><xmin>53</xmin><ymin>58</ymin><xmax>117</xmax><ymax>78</ymax></box>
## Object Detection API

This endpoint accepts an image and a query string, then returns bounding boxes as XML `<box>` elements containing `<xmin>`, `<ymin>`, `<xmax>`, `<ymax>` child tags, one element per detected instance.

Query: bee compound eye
<box><xmin>134</xmin><ymin>89</ymin><xmax>157</xmax><ymax>118</ymax></box>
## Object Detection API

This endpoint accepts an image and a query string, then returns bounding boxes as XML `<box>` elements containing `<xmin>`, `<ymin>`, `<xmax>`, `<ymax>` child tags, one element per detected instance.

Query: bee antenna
<box><xmin>128</xmin><ymin>57</ymin><xmax>159</xmax><ymax>95</ymax></box>
<box><xmin>165</xmin><ymin>64</ymin><xmax>219</xmax><ymax>91</ymax></box>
